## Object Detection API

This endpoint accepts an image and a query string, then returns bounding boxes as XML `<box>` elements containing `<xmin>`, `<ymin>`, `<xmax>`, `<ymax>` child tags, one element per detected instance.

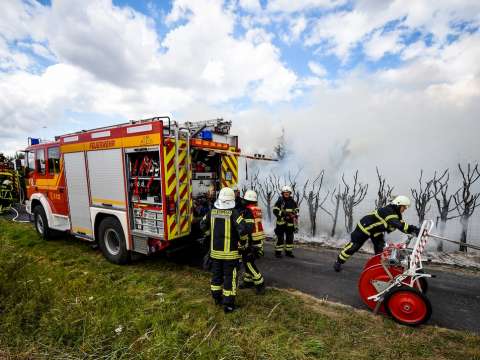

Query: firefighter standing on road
<box><xmin>239</xmin><ymin>190</ymin><xmax>266</xmax><ymax>294</ymax></box>
<box><xmin>201</xmin><ymin>187</ymin><xmax>248</xmax><ymax>313</ymax></box>
<box><xmin>333</xmin><ymin>195</ymin><xmax>420</xmax><ymax>272</ymax></box>
<box><xmin>273</xmin><ymin>186</ymin><xmax>299</xmax><ymax>258</ymax></box>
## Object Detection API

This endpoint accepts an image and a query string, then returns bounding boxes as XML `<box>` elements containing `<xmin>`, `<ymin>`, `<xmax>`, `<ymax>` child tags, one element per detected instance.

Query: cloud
<box><xmin>308</xmin><ymin>61</ymin><xmax>327</xmax><ymax>77</ymax></box>
<box><xmin>0</xmin><ymin>0</ymin><xmax>45</xmax><ymax>41</ymax></box>
<box><xmin>306</xmin><ymin>10</ymin><xmax>374</xmax><ymax>60</ymax></box>
<box><xmin>0</xmin><ymin>37</ymin><xmax>33</xmax><ymax>71</ymax></box>
<box><xmin>281</xmin><ymin>16</ymin><xmax>307</xmax><ymax>43</ymax></box>
<box><xmin>0</xmin><ymin>0</ymin><xmax>301</xmax><ymax>154</ymax></box>
<box><xmin>238</xmin><ymin>0</ymin><xmax>262</xmax><ymax>12</ymax></box>
<box><xmin>363</xmin><ymin>29</ymin><xmax>404</xmax><ymax>61</ymax></box>
<box><xmin>267</xmin><ymin>0</ymin><xmax>347</xmax><ymax>13</ymax></box>
<box><xmin>43</xmin><ymin>0</ymin><xmax>161</xmax><ymax>88</ymax></box>
<box><xmin>305</xmin><ymin>0</ymin><xmax>480</xmax><ymax>62</ymax></box>
<box><xmin>378</xmin><ymin>32</ymin><xmax>480</xmax><ymax>106</ymax></box>
<box><xmin>160</xmin><ymin>0</ymin><xmax>298</xmax><ymax>103</ymax></box>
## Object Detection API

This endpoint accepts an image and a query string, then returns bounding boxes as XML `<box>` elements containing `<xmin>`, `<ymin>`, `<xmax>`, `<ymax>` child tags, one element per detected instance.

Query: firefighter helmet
<box><xmin>391</xmin><ymin>195</ymin><xmax>411</xmax><ymax>207</ymax></box>
<box><xmin>243</xmin><ymin>190</ymin><xmax>257</xmax><ymax>202</ymax></box>
<box><xmin>215</xmin><ymin>187</ymin><xmax>236</xmax><ymax>210</ymax></box>
<box><xmin>219</xmin><ymin>187</ymin><xmax>235</xmax><ymax>201</ymax></box>
<box><xmin>281</xmin><ymin>185</ymin><xmax>292</xmax><ymax>194</ymax></box>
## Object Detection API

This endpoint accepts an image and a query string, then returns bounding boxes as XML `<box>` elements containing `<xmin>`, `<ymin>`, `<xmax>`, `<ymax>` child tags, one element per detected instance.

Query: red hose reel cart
<box><xmin>358</xmin><ymin>220</ymin><xmax>435</xmax><ymax>326</ymax></box>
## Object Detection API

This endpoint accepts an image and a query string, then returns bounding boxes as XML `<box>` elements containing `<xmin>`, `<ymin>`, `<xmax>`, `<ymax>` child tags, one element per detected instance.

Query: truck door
<box><xmin>87</xmin><ymin>148</ymin><xmax>127</xmax><ymax>210</ymax></box>
<box><xmin>64</xmin><ymin>152</ymin><xmax>93</xmax><ymax>237</ymax></box>
<box><xmin>45</xmin><ymin>146</ymin><xmax>68</xmax><ymax>215</ymax></box>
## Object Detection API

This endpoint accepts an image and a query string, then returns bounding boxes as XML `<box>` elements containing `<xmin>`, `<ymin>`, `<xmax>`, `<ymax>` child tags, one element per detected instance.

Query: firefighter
<box><xmin>233</xmin><ymin>185</ymin><xmax>242</xmax><ymax>210</ymax></box>
<box><xmin>201</xmin><ymin>187</ymin><xmax>248</xmax><ymax>313</ymax></box>
<box><xmin>273</xmin><ymin>185</ymin><xmax>299</xmax><ymax>258</ymax></box>
<box><xmin>333</xmin><ymin>195</ymin><xmax>420</xmax><ymax>272</ymax></box>
<box><xmin>239</xmin><ymin>189</ymin><xmax>266</xmax><ymax>294</ymax></box>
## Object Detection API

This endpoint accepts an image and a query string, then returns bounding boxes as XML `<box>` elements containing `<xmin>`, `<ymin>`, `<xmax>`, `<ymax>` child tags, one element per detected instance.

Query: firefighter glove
<box><xmin>409</xmin><ymin>225</ymin><xmax>420</xmax><ymax>236</ymax></box>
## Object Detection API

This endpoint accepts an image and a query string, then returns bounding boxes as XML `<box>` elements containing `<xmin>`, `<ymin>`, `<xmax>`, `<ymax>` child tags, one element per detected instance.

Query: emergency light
<box><xmin>200</xmin><ymin>130</ymin><xmax>213</xmax><ymax>140</ymax></box>
<box><xmin>28</xmin><ymin>137</ymin><xmax>40</xmax><ymax>146</ymax></box>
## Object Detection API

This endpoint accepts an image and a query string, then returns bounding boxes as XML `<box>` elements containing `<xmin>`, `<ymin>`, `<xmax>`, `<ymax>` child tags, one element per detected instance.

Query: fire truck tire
<box><xmin>33</xmin><ymin>205</ymin><xmax>52</xmax><ymax>240</ymax></box>
<box><xmin>98</xmin><ymin>217</ymin><xmax>131</xmax><ymax>265</ymax></box>
<box><xmin>384</xmin><ymin>286</ymin><xmax>432</xmax><ymax>326</ymax></box>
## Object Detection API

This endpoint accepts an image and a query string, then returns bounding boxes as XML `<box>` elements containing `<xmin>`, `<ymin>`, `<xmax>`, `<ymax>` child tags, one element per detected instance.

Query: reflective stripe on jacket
<box><xmin>356</xmin><ymin>204</ymin><xmax>412</xmax><ymax>238</ymax></box>
<box><xmin>201</xmin><ymin>208</ymin><xmax>247</xmax><ymax>260</ymax></box>
<box><xmin>245</xmin><ymin>204</ymin><xmax>266</xmax><ymax>246</ymax></box>
<box><xmin>272</xmin><ymin>197</ymin><xmax>299</xmax><ymax>227</ymax></box>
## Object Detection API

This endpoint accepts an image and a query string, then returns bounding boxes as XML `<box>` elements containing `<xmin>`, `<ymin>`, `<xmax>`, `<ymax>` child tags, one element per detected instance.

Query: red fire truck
<box><xmin>24</xmin><ymin>117</ymin><xmax>240</xmax><ymax>264</ymax></box>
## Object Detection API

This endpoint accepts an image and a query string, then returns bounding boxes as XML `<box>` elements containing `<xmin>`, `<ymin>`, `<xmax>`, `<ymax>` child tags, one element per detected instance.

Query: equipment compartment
<box><xmin>126</xmin><ymin>148</ymin><xmax>164</xmax><ymax>237</ymax></box>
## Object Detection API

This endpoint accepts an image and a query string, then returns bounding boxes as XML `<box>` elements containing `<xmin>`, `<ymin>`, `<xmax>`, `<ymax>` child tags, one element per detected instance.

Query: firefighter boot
<box><xmin>333</xmin><ymin>260</ymin><xmax>342</xmax><ymax>272</ymax></box>
<box><xmin>214</xmin><ymin>297</ymin><xmax>222</xmax><ymax>306</ymax></box>
<box><xmin>285</xmin><ymin>251</ymin><xmax>295</xmax><ymax>258</ymax></box>
<box><xmin>255</xmin><ymin>282</ymin><xmax>266</xmax><ymax>295</ymax></box>
<box><xmin>275</xmin><ymin>251</ymin><xmax>282</xmax><ymax>258</ymax></box>
<box><xmin>224</xmin><ymin>304</ymin><xmax>240</xmax><ymax>313</ymax></box>
<box><xmin>239</xmin><ymin>281</ymin><xmax>254</xmax><ymax>289</ymax></box>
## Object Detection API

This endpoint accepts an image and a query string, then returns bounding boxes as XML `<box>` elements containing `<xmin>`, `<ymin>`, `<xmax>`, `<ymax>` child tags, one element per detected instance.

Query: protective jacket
<box><xmin>201</xmin><ymin>208</ymin><xmax>247</xmax><ymax>260</ymax></box>
<box><xmin>356</xmin><ymin>204</ymin><xmax>419</xmax><ymax>240</ymax></box>
<box><xmin>272</xmin><ymin>197</ymin><xmax>299</xmax><ymax>227</ymax></box>
<box><xmin>243</xmin><ymin>204</ymin><xmax>265</xmax><ymax>253</ymax></box>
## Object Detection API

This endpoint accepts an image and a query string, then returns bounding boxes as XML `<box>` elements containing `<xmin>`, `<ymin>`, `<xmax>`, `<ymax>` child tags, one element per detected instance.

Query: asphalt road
<box><xmin>257</xmin><ymin>242</ymin><xmax>480</xmax><ymax>333</ymax></box>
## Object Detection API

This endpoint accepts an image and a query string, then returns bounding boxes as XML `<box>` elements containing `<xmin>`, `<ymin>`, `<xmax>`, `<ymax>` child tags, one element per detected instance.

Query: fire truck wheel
<box><xmin>384</xmin><ymin>286</ymin><xmax>432</xmax><ymax>326</ymax></box>
<box><xmin>33</xmin><ymin>205</ymin><xmax>52</xmax><ymax>240</ymax></box>
<box><xmin>98</xmin><ymin>217</ymin><xmax>131</xmax><ymax>265</ymax></box>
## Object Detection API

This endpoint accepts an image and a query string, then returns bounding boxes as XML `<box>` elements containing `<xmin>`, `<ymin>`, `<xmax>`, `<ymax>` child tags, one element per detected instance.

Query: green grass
<box><xmin>0</xmin><ymin>218</ymin><xmax>479</xmax><ymax>360</ymax></box>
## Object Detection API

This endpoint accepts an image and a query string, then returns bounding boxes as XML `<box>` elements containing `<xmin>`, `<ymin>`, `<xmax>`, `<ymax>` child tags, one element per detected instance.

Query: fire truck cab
<box><xmin>24</xmin><ymin>117</ymin><xmax>239</xmax><ymax>264</ymax></box>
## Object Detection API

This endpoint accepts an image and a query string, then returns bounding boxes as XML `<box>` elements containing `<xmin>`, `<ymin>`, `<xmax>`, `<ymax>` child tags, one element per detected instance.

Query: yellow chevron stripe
<box><xmin>225</xmin><ymin>156</ymin><xmax>238</xmax><ymax>179</ymax></box>
<box><xmin>177</xmin><ymin>149</ymin><xmax>186</xmax><ymax>166</ymax></box>
<box><xmin>167</xmin><ymin>215</ymin><xmax>177</xmax><ymax>238</ymax></box>
<box><xmin>165</xmin><ymin>147</ymin><xmax>175</xmax><ymax>165</ymax></box>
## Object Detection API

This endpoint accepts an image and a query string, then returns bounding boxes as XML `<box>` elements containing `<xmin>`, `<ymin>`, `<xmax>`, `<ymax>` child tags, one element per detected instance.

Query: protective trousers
<box><xmin>242</xmin><ymin>252</ymin><xmax>264</xmax><ymax>287</ymax></box>
<box><xmin>210</xmin><ymin>259</ymin><xmax>239</xmax><ymax>306</ymax></box>
<box><xmin>275</xmin><ymin>224</ymin><xmax>294</xmax><ymax>254</ymax></box>
<box><xmin>337</xmin><ymin>228</ymin><xmax>385</xmax><ymax>264</ymax></box>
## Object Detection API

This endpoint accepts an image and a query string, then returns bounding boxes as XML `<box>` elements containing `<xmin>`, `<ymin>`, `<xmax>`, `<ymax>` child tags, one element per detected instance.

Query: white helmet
<box><xmin>281</xmin><ymin>185</ymin><xmax>292</xmax><ymax>193</ymax></box>
<box><xmin>391</xmin><ymin>195</ymin><xmax>411</xmax><ymax>207</ymax></box>
<box><xmin>215</xmin><ymin>187</ymin><xmax>236</xmax><ymax>210</ymax></box>
<box><xmin>243</xmin><ymin>189</ymin><xmax>257</xmax><ymax>202</ymax></box>
<box><xmin>218</xmin><ymin>187</ymin><xmax>235</xmax><ymax>202</ymax></box>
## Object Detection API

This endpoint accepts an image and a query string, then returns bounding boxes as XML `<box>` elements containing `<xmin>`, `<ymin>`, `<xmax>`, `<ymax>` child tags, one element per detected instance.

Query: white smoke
<box><xmin>230</xmin><ymin>74</ymin><xmax>480</xmax><ymax>252</ymax></box>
